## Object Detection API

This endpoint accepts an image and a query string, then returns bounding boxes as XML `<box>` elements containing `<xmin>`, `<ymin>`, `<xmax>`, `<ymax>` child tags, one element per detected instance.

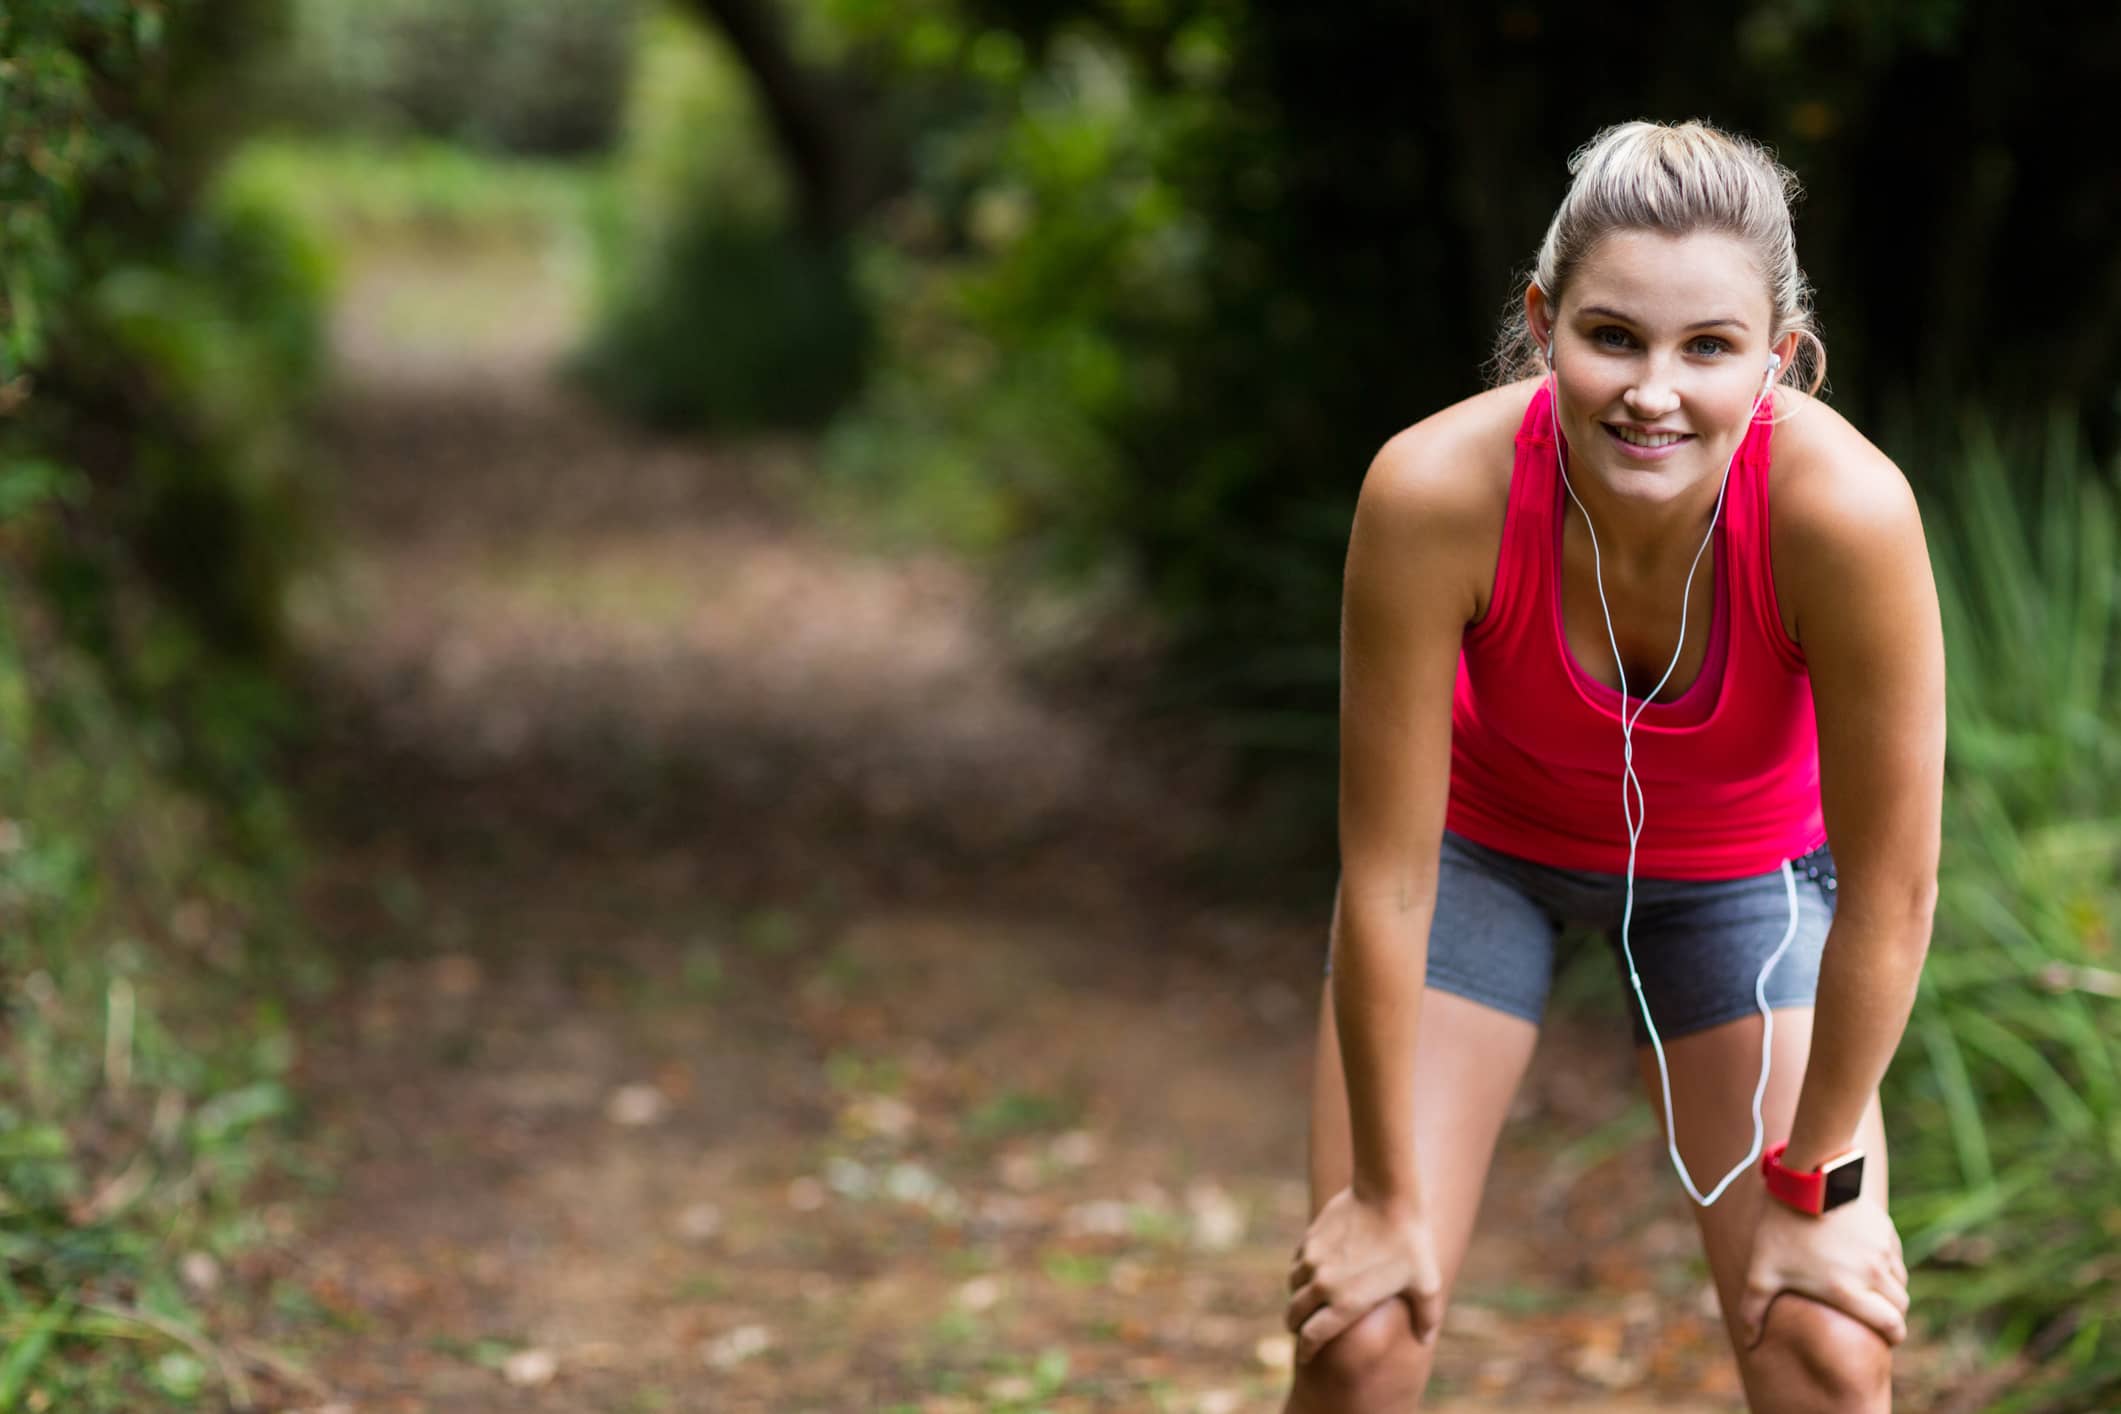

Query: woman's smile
<box><xmin>1601</xmin><ymin>421</ymin><xmax>1697</xmax><ymax>461</ymax></box>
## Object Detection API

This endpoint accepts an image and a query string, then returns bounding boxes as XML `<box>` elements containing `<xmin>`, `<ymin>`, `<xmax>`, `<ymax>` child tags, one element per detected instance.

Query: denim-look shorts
<box><xmin>1323</xmin><ymin>830</ymin><xmax>1840</xmax><ymax>1044</ymax></box>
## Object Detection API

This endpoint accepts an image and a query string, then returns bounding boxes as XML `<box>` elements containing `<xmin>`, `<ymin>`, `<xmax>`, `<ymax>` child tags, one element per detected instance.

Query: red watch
<box><xmin>1761</xmin><ymin>1141</ymin><xmax>1865</xmax><ymax>1215</ymax></box>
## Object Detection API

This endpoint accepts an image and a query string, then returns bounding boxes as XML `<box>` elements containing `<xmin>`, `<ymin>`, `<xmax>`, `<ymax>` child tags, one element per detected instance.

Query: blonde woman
<box><xmin>1283</xmin><ymin>120</ymin><xmax>1945</xmax><ymax>1412</ymax></box>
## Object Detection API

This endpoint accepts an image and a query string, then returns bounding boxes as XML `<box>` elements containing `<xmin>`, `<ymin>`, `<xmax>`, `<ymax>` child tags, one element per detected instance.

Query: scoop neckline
<box><xmin>1548</xmin><ymin>444</ymin><xmax>1732</xmax><ymax>723</ymax></box>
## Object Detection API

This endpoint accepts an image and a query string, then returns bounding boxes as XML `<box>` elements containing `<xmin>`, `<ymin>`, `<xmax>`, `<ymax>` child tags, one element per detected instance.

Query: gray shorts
<box><xmin>1324</xmin><ymin>830</ymin><xmax>1839</xmax><ymax>1044</ymax></box>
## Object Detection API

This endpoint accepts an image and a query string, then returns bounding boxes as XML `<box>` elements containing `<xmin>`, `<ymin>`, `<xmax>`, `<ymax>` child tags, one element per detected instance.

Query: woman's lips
<box><xmin>1601</xmin><ymin>423</ymin><xmax>1695</xmax><ymax>461</ymax></box>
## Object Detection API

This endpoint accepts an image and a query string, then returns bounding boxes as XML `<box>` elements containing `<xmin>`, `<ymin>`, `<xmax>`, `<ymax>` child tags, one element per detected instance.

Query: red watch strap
<box><xmin>1761</xmin><ymin>1140</ymin><xmax>1825</xmax><ymax>1215</ymax></box>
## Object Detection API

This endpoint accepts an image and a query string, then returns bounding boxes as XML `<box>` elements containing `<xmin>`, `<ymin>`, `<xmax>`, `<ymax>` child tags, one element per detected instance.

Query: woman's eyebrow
<box><xmin>1579</xmin><ymin>304</ymin><xmax>1751</xmax><ymax>333</ymax></box>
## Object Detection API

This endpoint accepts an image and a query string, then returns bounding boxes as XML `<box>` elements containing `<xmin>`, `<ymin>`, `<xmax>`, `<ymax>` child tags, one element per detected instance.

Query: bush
<box><xmin>573</xmin><ymin>5</ymin><xmax>873</xmax><ymax>431</ymax></box>
<box><xmin>1</xmin><ymin>5</ymin><xmax>334</xmax><ymax>1404</ymax></box>
<box><xmin>269</xmin><ymin>0</ymin><xmax>643</xmax><ymax>156</ymax></box>
<box><xmin>1887</xmin><ymin>416</ymin><xmax>2121</xmax><ymax>1409</ymax></box>
<box><xmin>809</xmin><ymin>27</ymin><xmax>1206</xmax><ymax>570</ymax></box>
<box><xmin>577</xmin><ymin>210</ymin><xmax>874</xmax><ymax>431</ymax></box>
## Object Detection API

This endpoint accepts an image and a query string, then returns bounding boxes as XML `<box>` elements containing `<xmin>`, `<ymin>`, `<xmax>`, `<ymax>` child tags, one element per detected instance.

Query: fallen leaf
<box><xmin>1185</xmin><ymin>1180</ymin><xmax>1245</xmax><ymax>1251</ymax></box>
<box><xmin>998</xmin><ymin>1151</ymin><xmax>1044</xmax><ymax>1191</ymax></box>
<box><xmin>843</xmin><ymin>1093</ymin><xmax>917</xmax><ymax>1142</ymax></box>
<box><xmin>1445</xmin><ymin>1303</ymin><xmax>1509</xmax><ymax>1341</ymax></box>
<box><xmin>676</xmin><ymin>1203</ymin><xmax>722</xmax><ymax>1241</ymax></box>
<box><xmin>1048</xmin><ymin>1129</ymin><xmax>1100</xmax><ymax>1167</ymax></box>
<box><xmin>1063</xmin><ymin>1200</ymin><xmax>1132</xmax><ymax>1237</ymax></box>
<box><xmin>431</xmin><ymin>953</ymin><xmax>483</xmax><ymax>998</ymax></box>
<box><xmin>179</xmin><ymin>1252</ymin><xmax>221</xmax><ymax>1296</ymax></box>
<box><xmin>956</xmin><ymin>1276</ymin><xmax>1004</xmax><ymax>1312</ymax></box>
<box><xmin>702</xmin><ymin>1324</ymin><xmax>772</xmax><ymax>1369</ymax></box>
<box><xmin>502</xmin><ymin>1348</ymin><xmax>557</xmax><ymax>1387</ymax></box>
<box><xmin>606</xmin><ymin>1084</ymin><xmax>667</xmax><ymax>1126</ymax></box>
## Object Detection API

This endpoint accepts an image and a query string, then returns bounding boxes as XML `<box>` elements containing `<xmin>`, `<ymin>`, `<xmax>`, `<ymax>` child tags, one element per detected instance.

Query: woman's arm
<box><xmin>1334</xmin><ymin>421</ymin><xmax>1490</xmax><ymax>1216</ymax></box>
<box><xmin>1776</xmin><ymin>437</ymin><xmax>1947</xmax><ymax>1171</ymax></box>
<box><xmin>1287</xmin><ymin>413</ymin><xmax>1498</xmax><ymax>1361</ymax></box>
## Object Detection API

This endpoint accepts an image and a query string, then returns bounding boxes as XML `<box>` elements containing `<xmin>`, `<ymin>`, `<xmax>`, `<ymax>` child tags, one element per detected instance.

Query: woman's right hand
<box><xmin>1285</xmin><ymin>1186</ymin><xmax>1445</xmax><ymax>1365</ymax></box>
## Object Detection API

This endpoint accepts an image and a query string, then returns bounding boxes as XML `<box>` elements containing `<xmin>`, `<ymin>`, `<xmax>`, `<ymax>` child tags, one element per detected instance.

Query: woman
<box><xmin>1282</xmin><ymin>120</ymin><xmax>1945</xmax><ymax>1413</ymax></box>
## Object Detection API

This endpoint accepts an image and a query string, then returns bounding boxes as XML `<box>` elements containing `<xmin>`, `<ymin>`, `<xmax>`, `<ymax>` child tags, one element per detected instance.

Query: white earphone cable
<box><xmin>1550</xmin><ymin>362</ymin><xmax>1799</xmax><ymax>1207</ymax></box>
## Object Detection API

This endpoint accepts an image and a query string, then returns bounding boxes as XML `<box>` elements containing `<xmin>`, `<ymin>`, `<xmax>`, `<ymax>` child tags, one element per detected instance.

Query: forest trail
<box><xmin>219</xmin><ymin>232</ymin><xmax>1942</xmax><ymax>1411</ymax></box>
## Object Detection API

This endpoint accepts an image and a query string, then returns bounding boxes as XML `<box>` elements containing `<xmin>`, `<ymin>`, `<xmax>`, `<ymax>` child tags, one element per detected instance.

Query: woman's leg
<box><xmin>1283</xmin><ymin>958</ymin><xmax>1541</xmax><ymax>1412</ymax></box>
<box><xmin>1633</xmin><ymin>1005</ymin><xmax>1895</xmax><ymax>1413</ymax></box>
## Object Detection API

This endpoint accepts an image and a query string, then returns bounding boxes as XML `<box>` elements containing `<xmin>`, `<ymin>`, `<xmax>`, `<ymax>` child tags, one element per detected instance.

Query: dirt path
<box><xmin>214</xmin><ymin>235</ymin><xmax>1943</xmax><ymax>1412</ymax></box>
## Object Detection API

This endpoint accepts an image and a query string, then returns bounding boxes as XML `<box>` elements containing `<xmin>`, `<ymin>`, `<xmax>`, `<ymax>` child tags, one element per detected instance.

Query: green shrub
<box><xmin>271</xmin><ymin>0</ymin><xmax>643</xmax><ymax>156</ymax></box>
<box><xmin>574</xmin><ymin>6</ymin><xmax>872</xmax><ymax>431</ymax></box>
<box><xmin>577</xmin><ymin>210</ymin><xmax>874</xmax><ymax>431</ymax></box>
<box><xmin>1</xmin><ymin>5</ymin><xmax>335</xmax><ymax>1404</ymax></box>
<box><xmin>1888</xmin><ymin>414</ymin><xmax>2121</xmax><ymax>1409</ymax></box>
<box><xmin>214</xmin><ymin>133</ymin><xmax>613</xmax><ymax>251</ymax></box>
<box><xmin>809</xmin><ymin>28</ymin><xmax>1204</xmax><ymax>573</ymax></box>
<box><xmin>0</xmin><ymin>537</ymin><xmax>325</xmax><ymax>1412</ymax></box>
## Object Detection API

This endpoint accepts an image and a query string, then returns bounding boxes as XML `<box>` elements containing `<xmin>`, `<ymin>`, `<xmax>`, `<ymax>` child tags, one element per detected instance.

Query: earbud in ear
<box><xmin>1765</xmin><ymin>351</ymin><xmax>1782</xmax><ymax>375</ymax></box>
<box><xmin>1545</xmin><ymin>339</ymin><xmax>1556</xmax><ymax>370</ymax></box>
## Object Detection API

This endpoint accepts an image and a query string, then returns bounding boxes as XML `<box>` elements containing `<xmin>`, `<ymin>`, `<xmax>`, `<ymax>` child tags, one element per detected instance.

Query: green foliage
<box><xmin>269</xmin><ymin>0</ymin><xmax>644</xmax><ymax>156</ymax></box>
<box><xmin>1</xmin><ymin>4</ymin><xmax>335</xmax><ymax>1405</ymax></box>
<box><xmin>215</xmin><ymin>134</ymin><xmax>618</xmax><ymax>285</ymax></box>
<box><xmin>0</xmin><ymin>566</ymin><xmax>328</xmax><ymax>1411</ymax></box>
<box><xmin>812</xmin><ymin>27</ymin><xmax>1203</xmax><ymax>572</ymax></box>
<box><xmin>578</xmin><ymin>209</ymin><xmax>874</xmax><ymax>431</ymax></box>
<box><xmin>0</xmin><ymin>4</ymin><xmax>161</xmax><ymax>386</ymax></box>
<box><xmin>67</xmin><ymin>193</ymin><xmax>331</xmax><ymax>667</ymax></box>
<box><xmin>611</xmin><ymin>5</ymin><xmax>791</xmax><ymax>234</ymax></box>
<box><xmin>1887</xmin><ymin>418</ymin><xmax>2121</xmax><ymax>1408</ymax></box>
<box><xmin>575</xmin><ymin>8</ymin><xmax>872</xmax><ymax>431</ymax></box>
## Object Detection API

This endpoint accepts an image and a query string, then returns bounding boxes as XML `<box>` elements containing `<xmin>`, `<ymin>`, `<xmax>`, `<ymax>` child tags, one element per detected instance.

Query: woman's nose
<box><xmin>1624</xmin><ymin>360</ymin><xmax>1682</xmax><ymax>418</ymax></box>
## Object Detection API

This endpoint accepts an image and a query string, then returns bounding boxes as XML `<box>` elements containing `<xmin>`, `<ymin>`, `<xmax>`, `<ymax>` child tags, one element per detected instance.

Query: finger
<box><xmin>1285</xmin><ymin>1283</ymin><xmax>1328</xmax><ymax>1336</ymax></box>
<box><xmin>1839</xmin><ymin>1288</ymin><xmax>1908</xmax><ymax>1346</ymax></box>
<box><xmin>1288</xmin><ymin>1259</ymin><xmax>1313</xmax><ymax>1294</ymax></box>
<box><xmin>1737</xmin><ymin>1286</ymin><xmax>1770</xmax><ymax>1349</ymax></box>
<box><xmin>1295</xmin><ymin>1302</ymin><xmax>1347</xmax><ymax>1367</ymax></box>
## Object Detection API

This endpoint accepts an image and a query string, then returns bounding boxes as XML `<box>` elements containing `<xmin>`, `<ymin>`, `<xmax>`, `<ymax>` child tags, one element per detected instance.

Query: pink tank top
<box><xmin>1443</xmin><ymin>382</ymin><xmax>1825</xmax><ymax>878</ymax></box>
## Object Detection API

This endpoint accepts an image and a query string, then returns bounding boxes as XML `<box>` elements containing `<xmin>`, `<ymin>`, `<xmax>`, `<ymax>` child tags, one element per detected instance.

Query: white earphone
<box><xmin>1546</xmin><ymin>324</ymin><xmax>1800</xmax><ymax>1208</ymax></box>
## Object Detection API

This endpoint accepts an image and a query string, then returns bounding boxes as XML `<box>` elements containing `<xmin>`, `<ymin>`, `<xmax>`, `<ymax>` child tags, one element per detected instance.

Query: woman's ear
<box><xmin>1526</xmin><ymin>283</ymin><xmax>1557</xmax><ymax>360</ymax></box>
<box><xmin>1772</xmin><ymin>330</ymin><xmax>1801</xmax><ymax>378</ymax></box>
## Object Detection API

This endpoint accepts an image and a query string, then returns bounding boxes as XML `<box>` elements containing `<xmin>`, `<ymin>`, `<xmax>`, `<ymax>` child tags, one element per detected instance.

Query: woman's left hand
<box><xmin>1737</xmin><ymin>1197</ymin><xmax>1910</xmax><ymax>1347</ymax></box>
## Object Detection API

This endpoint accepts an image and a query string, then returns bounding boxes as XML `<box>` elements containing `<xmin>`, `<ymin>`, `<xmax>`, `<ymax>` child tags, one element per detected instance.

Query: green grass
<box><xmin>0</xmin><ymin>573</ymin><xmax>331</xmax><ymax>1409</ymax></box>
<box><xmin>1886</xmin><ymin>411</ymin><xmax>2121</xmax><ymax>1409</ymax></box>
<box><xmin>216</xmin><ymin>132</ymin><xmax>615</xmax><ymax>248</ymax></box>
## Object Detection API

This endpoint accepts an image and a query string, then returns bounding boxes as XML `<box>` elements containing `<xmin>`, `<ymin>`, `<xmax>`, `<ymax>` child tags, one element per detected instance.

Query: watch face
<box><xmin>1822</xmin><ymin>1152</ymin><xmax>1865</xmax><ymax>1209</ymax></box>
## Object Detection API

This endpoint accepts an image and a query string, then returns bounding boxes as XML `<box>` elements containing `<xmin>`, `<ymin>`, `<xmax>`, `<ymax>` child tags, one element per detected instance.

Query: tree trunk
<box><xmin>677</xmin><ymin>0</ymin><xmax>906</xmax><ymax>242</ymax></box>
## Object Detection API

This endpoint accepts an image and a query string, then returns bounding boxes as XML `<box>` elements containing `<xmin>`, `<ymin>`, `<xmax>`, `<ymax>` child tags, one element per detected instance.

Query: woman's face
<box><xmin>1532</xmin><ymin>229</ymin><xmax>1793</xmax><ymax>518</ymax></box>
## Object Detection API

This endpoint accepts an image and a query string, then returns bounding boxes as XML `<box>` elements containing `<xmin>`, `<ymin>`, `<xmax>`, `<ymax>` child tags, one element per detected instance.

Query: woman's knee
<box><xmin>1744</xmin><ymin>1292</ymin><xmax>1893</xmax><ymax>1412</ymax></box>
<box><xmin>1294</xmin><ymin>1297</ymin><xmax>1434</xmax><ymax>1405</ymax></box>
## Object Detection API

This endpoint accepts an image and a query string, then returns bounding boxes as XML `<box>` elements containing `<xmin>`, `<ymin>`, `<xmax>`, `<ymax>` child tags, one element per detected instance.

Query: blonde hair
<box><xmin>1489</xmin><ymin>119</ymin><xmax>1828</xmax><ymax>410</ymax></box>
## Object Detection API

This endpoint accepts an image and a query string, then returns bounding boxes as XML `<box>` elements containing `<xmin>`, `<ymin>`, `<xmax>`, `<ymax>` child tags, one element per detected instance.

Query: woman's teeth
<box><xmin>1607</xmin><ymin>424</ymin><xmax>1688</xmax><ymax>447</ymax></box>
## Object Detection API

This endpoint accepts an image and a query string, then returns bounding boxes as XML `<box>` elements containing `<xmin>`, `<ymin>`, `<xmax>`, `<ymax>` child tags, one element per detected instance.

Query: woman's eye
<box><xmin>1594</xmin><ymin>327</ymin><xmax>1632</xmax><ymax>348</ymax></box>
<box><xmin>1690</xmin><ymin>337</ymin><xmax>1729</xmax><ymax>357</ymax></box>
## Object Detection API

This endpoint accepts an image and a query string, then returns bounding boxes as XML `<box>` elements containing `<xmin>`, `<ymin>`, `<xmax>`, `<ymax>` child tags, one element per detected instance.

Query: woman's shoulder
<box><xmin>1765</xmin><ymin>387</ymin><xmax>1931</xmax><ymax>641</ymax></box>
<box><xmin>1353</xmin><ymin>379</ymin><xmax>1535</xmax><ymax>625</ymax></box>
<box><xmin>1363</xmin><ymin>378</ymin><xmax>1535</xmax><ymax>523</ymax></box>
<box><xmin>1767</xmin><ymin>387</ymin><xmax>1922</xmax><ymax>544</ymax></box>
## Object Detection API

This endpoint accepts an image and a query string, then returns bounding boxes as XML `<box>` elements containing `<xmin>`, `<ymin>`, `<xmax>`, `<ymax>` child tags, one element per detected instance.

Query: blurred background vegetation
<box><xmin>3</xmin><ymin>0</ymin><xmax>2116</xmax><ymax>1406</ymax></box>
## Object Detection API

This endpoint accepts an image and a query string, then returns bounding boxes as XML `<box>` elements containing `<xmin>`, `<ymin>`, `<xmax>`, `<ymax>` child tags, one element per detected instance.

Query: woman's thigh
<box><xmin>1632</xmin><ymin>1006</ymin><xmax>1893</xmax><ymax>1393</ymax></box>
<box><xmin>1308</xmin><ymin>852</ymin><xmax>1553</xmax><ymax>1229</ymax></box>
<box><xmin>1304</xmin><ymin>976</ymin><xmax>1541</xmax><ymax>1280</ymax></box>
